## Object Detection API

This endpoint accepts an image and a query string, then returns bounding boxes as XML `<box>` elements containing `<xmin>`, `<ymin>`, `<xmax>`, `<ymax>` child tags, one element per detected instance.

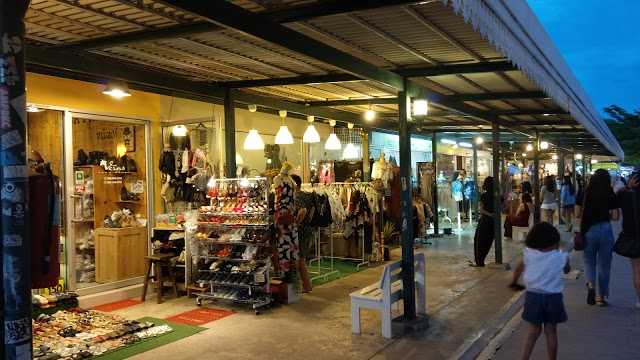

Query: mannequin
<box><xmin>273</xmin><ymin>163</ymin><xmax>299</xmax><ymax>282</ymax></box>
<box><xmin>371</xmin><ymin>152</ymin><xmax>392</xmax><ymax>186</ymax></box>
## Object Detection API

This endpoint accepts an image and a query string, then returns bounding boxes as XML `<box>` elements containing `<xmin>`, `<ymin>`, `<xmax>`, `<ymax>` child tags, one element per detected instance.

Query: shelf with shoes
<box><xmin>188</xmin><ymin>177</ymin><xmax>273</xmax><ymax>313</ymax></box>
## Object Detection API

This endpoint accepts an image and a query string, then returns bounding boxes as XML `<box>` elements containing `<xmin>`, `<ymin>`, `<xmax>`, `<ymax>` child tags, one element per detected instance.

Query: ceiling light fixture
<box><xmin>172</xmin><ymin>124</ymin><xmax>188</xmax><ymax>137</ymax></box>
<box><xmin>248</xmin><ymin>104</ymin><xmax>258</xmax><ymax>112</ymax></box>
<box><xmin>575</xmin><ymin>153</ymin><xmax>583</xmax><ymax>160</ymax></box>
<box><xmin>244</xmin><ymin>129</ymin><xmax>265</xmax><ymax>150</ymax></box>
<box><xmin>412</xmin><ymin>99</ymin><xmax>429</xmax><ymax>116</ymax></box>
<box><xmin>275</xmin><ymin>110</ymin><xmax>293</xmax><ymax>145</ymax></box>
<box><xmin>325</xmin><ymin>119</ymin><xmax>342</xmax><ymax>150</ymax></box>
<box><xmin>343</xmin><ymin>123</ymin><xmax>359</xmax><ymax>159</ymax></box>
<box><xmin>552</xmin><ymin>154</ymin><xmax>558</xmax><ymax>160</ymax></box>
<box><xmin>102</xmin><ymin>81</ymin><xmax>132</xmax><ymax>99</ymax></box>
<box><xmin>526</xmin><ymin>143</ymin><xmax>534</xmax><ymax>152</ymax></box>
<box><xmin>540</xmin><ymin>141</ymin><xmax>549</xmax><ymax>150</ymax></box>
<box><xmin>303</xmin><ymin>115</ymin><xmax>320</xmax><ymax>143</ymax></box>
<box><xmin>474</xmin><ymin>136</ymin><xmax>484</xmax><ymax>145</ymax></box>
<box><xmin>26</xmin><ymin>104</ymin><xmax>43</xmax><ymax>113</ymax></box>
<box><xmin>364</xmin><ymin>106</ymin><xmax>376</xmax><ymax>122</ymax></box>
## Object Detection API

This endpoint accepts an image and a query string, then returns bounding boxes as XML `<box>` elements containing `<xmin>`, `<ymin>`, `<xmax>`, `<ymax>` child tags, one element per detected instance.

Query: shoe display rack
<box><xmin>189</xmin><ymin>177</ymin><xmax>272</xmax><ymax>314</ymax></box>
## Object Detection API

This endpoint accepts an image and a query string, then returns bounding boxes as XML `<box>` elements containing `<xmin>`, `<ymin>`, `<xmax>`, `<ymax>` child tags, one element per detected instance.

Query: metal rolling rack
<box><xmin>188</xmin><ymin>177</ymin><xmax>272</xmax><ymax>314</ymax></box>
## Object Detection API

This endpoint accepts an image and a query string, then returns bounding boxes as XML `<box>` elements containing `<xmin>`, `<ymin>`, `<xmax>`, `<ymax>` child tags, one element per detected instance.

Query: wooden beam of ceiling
<box><xmin>224</xmin><ymin>61</ymin><xmax>516</xmax><ymax>88</ymax></box>
<box><xmin>491</xmin><ymin>109</ymin><xmax>569</xmax><ymax>116</ymax></box>
<box><xmin>56</xmin><ymin>0</ymin><xmax>424</xmax><ymax>51</ymax></box>
<box><xmin>157</xmin><ymin>1</ymin><xmax>406</xmax><ymax>90</ymax></box>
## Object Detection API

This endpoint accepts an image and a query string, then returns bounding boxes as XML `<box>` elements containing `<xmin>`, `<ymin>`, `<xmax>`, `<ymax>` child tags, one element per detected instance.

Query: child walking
<box><xmin>509</xmin><ymin>222</ymin><xmax>571</xmax><ymax>360</ymax></box>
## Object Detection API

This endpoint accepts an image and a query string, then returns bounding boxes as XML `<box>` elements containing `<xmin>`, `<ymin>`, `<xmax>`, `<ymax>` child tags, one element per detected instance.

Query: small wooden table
<box><xmin>141</xmin><ymin>253</ymin><xmax>178</xmax><ymax>304</ymax></box>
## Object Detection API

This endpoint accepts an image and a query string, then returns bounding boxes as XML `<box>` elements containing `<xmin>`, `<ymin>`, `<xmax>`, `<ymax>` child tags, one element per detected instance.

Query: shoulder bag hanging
<box><xmin>614</xmin><ymin>190</ymin><xmax>640</xmax><ymax>258</ymax></box>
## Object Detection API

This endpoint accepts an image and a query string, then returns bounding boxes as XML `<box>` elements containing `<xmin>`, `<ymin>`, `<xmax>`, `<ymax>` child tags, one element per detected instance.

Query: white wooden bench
<box><xmin>350</xmin><ymin>252</ymin><xmax>426</xmax><ymax>338</ymax></box>
<box><xmin>512</xmin><ymin>213</ymin><xmax>534</xmax><ymax>242</ymax></box>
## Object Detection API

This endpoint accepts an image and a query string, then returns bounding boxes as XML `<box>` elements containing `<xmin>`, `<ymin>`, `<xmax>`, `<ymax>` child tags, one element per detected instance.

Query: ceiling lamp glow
<box><xmin>303</xmin><ymin>115</ymin><xmax>320</xmax><ymax>143</ymax></box>
<box><xmin>474</xmin><ymin>136</ymin><xmax>484</xmax><ymax>145</ymax></box>
<box><xmin>172</xmin><ymin>125</ymin><xmax>188</xmax><ymax>137</ymax></box>
<box><xmin>343</xmin><ymin>143</ymin><xmax>359</xmax><ymax>159</ymax></box>
<box><xmin>275</xmin><ymin>126</ymin><xmax>294</xmax><ymax>145</ymax></box>
<box><xmin>575</xmin><ymin>153</ymin><xmax>583</xmax><ymax>160</ymax></box>
<box><xmin>440</xmin><ymin>138</ymin><xmax>457</xmax><ymax>145</ymax></box>
<box><xmin>248</xmin><ymin>104</ymin><xmax>258</xmax><ymax>112</ymax></box>
<box><xmin>521</xmin><ymin>153</ymin><xmax>527</xmax><ymax>157</ymax></box>
<box><xmin>412</xmin><ymin>99</ymin><xmax>429</xmax><ymax>116</ymax></box>
<box><xmin>540</xmin><ymin>141</ymin><xmax>549</xmax><ymax>150</ymax></box>
<box><xmin>325</xmin><ymin>120</ymin><xmax>341</xmax><ymax>150</ymax></box>
<box><xmin>275</xmin><ymin>110</ymin><xmax>294</xmax><ymax>145</ymax></box>
<box><xmin>552</xmin><ymin>154</ymin><xmax>558</xmax><ymax>160</ymax></box>
<box><xmin>364</xmin><ymin>108</ymin><xmax>376</xmax><ymax>122</ymax></box>
<box><xmin>458</xmin><ymin>142</ymin><xmax>472</xmax><ymax>148</ymax></box>
<box><xmin>26</xmin><ymin>104</ymin><xmax>43</xmax><ymax>113</ymax></box>
<box><xmin>243</xmin><ymin>129</ymin><xmax>265</xmax><ymax>150</ymax></box>
<box><xmin>526</xmin><ymin>143</ymin><xmax>534</xmax><ymax>152</ymax></box>
<box><xmin>591</xmin><ymin>159</ymin><xmax>598</xmax><ymax>164</ymax></box>
<box><xmin>102</xmin><ymin>81</ymin><xmax>132</xmax><ymax>99</ymax></box>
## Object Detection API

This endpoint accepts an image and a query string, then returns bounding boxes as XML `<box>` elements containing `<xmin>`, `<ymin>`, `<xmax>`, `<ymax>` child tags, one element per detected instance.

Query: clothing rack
<box><xmin>307</xmin><ymin>225</ymin><xmax>339</xmax><ymax>283</ymax></box>
<box><xmin>305</xmin><ymin>182</ymin><xmax>377</xmax><ymax>269</ymax></box>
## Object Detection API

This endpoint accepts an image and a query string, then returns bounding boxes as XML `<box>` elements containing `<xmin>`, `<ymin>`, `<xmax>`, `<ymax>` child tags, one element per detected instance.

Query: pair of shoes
<box><xmin>595</xmin><ymin>295</ymin><xmax>608</xmax><ymax>307</ymax></box>
<box><xmin>587</xmin><ymin>284</ymin><xmax>596</xmax><ymax>305</ymax></box>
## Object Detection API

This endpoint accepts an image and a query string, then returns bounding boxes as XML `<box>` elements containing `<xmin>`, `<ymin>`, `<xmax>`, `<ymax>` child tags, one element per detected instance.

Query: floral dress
<box><xmin>274</xmin><ymin>174</ymin><xmax>299</xmax><ymax>279</ymax></box>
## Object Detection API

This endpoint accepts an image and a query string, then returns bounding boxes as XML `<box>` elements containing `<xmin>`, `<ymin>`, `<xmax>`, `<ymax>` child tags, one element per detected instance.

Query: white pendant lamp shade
<box><xmin>303</xmin><ymin>125</ymin><xmax>320</xmax><ymax>143</ymax></box>
<box><xmin>343</xmin><ymin>143</ymin><xmax>359</xmax><ymax>159</ymax></box>
<box><xmin>325</xmin><ymin>133</ymin><xmax>342</xmax><ymax>150</ymax></box>
<box><xmin>275</xmin><ymin>125</ymin><xmax>294</xmax><ymax>145</ymax></box>
<box><xmin>244</xmin><ymin>129</ymin><xmax>265</xmax><ymax>150</ymax></box>
<box><xmin>172</xmin><ymin>124</ymin><xmax>188</xmax><ymax>137</ymax></box>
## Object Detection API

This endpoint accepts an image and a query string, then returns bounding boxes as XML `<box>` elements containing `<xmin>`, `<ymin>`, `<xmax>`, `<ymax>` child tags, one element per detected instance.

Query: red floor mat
<box><xmin>93</xmin><ymin>299</ymin><xmax>143</xmax><ymax>312</ymax></box>
<box><xmin>165</xmin><ymin>308</ymin><xmax>234</xmax><ymax>326</ymax></box>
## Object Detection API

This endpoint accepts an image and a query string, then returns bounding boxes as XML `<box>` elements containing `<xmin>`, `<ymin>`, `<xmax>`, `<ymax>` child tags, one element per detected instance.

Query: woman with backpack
<box><xmin>560</xmin><ymin>175</ymin><xmax>577</xmax><ymax>232</ymax></box>
<box><xmin>615</xmin><ymin>171</ymin><xmax>640</xmax><ymax>309</ymax></box>
<box><xmin>577</xmin><ymin>169</ymin><xmax>620</xmax><ymax>306</ymax></box>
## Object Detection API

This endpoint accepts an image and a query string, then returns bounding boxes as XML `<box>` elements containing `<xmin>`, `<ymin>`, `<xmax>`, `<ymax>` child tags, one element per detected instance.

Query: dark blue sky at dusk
<box><xmin>527</xmin><ymin>0</ymin><xmax>640</xmax><ymax>116</ymax></box>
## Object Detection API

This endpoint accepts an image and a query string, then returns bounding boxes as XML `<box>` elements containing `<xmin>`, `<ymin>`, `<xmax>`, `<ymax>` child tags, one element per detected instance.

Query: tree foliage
<box><xmin>604</xmin><ymin>105</ymin><xmax>640</xmax><ymax>164</ymax></box>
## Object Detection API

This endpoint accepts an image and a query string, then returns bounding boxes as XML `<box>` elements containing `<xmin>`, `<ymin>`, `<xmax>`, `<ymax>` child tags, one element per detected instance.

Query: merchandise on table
<box><xmin>32</xmin><ymin>309</ymin><xmax>172</xmax><ymax>359</ymax></box>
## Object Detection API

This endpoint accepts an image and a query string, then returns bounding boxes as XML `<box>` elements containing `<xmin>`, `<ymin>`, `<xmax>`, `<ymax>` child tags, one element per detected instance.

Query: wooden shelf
<box><xmin>116</xmin><ymin>200</ymin><xmax>141</xmax><ymax>204</ymax></box>
<box><xmin>71</xmin><ymin>219</ymin><xmax>94</xmax><ymax>223</ymax></box>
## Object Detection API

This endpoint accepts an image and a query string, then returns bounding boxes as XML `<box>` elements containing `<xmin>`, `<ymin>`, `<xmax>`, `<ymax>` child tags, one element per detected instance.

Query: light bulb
<box><xmin>364</xmin><ymin>109</ymin><xmax>376</xmax><ymax>122</ymax></box>
<box><xmin>552</xmin><ymin>154</ymin><xmax>558</xmax><ymax>160</ymax></box>
<box><xmin>540</xmin><ymin>141</ymin><xmax>549</xmax><ymax>150</ymax></box>
<box><xmin>412</xmin><ymin>99</ymin><xmax>428</xmax><ymax>116</ymax></box>
<box><xmin>325</xmin><ymin>133</ymin><xmax>342</xmax><ymax>150</ymax></box>
<box><xmin>526</xmin><ymin>144</ymin><xmax>533</xmax><ymax>152</ymax></box>
<box><xmin>575</xmin><ymin>154</ymin><xmax>583</xmax><ymax>160</ymax></box>
<box><xmin>102</xmin><ymin>81</ymin><xmax>131</xmax><ymax>99</ymax></box>
<box><xmin>248</xmin><ymin>104</ymin><xmax>258</xmax><ymax>112</ymax></box>
<box><xmin>521</xmin><ymin>153</ymin><xmax>527</xmax><ymax>157</ymax></box>
<box><xmin>275</xmin><ymin>125</ymin><xmax>294</xmax><ymax>145</ymax></box>
<box><xmin>243</xmin><ymin>129</ymin><xmax>265</xmax><ymax>150</ymax></box>
<box><xmin>474</xmin><ymin>136</ymin><xmax>484</xmax><ymax>145</ymax></box>
<box><xmin>172</xmin><ymin>125</ymin><xmax>188</xmax><ymax>137</ymax></box>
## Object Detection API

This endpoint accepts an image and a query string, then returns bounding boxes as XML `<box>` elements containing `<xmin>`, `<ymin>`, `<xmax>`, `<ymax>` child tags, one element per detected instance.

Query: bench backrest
<box><xmin>379</xmin><ymin>252</ymin><xmax>426</xmax><ymax>303</ymax></box>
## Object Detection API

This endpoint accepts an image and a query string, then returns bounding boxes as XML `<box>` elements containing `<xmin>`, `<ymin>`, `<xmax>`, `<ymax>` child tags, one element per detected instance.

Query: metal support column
<box><xmin>557</xmin><ymin>149</ymin><xmax>565</xmax><ymax>224</ymax></box>
<box><xmin>432</xmin><ymin>132</ymin><xmax>439</xmax><ymax>235</ymax></box>
<box><xmin>223</xmin><ymin>87</ymin><xmax>237</xmax><ymax>178</ymax></box>
<box><xmin>533</xmin><ymin>136</ymin><xmax>541</xmax><ymax>224</ymax></box>
<box><xmin>362</xmin><ymin>131</ymin><xmax>370</xmax><ymax>181</ymax></box>
<box><xmin>398</xmin><ymin>86</ymin><xmax>416</xmax><ymax>320</ymax></box>
<box><xmin>1</xmin><ymin>1</ymin><xmax>32</xmax><ymax>358</ymax></box>
<box><xmin>491</xmin><ymin>122</ymin><xmax>503</xmax><ymax>264</ymax></box>
<box><xmin>472</xmin><ymin>143</ymin><xmax>479</xmax><ymax>221</ymax></box>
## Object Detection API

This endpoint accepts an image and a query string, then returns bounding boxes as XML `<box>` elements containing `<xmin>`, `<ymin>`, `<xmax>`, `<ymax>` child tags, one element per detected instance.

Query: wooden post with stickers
<box><xmin>1</xmin><ymin>1</ymin><xmax>32</xmax><ymax>359</ymax></box>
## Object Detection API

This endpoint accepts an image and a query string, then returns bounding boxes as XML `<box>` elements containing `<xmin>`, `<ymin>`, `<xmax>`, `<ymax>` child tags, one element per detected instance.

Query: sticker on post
<box><xmin>3</xmin><ymin>234</ymin><xmax>22</xmax><ymax>247</ymax></box>
<box><xmin>4</xmin><ymin>317</ymin><xmax>30</xmax><ymax>344</ymax></box>
<box><xmin>1</xmin><ymin>129</ymin><xmax>22</xmax><ymax>150</ymax></box>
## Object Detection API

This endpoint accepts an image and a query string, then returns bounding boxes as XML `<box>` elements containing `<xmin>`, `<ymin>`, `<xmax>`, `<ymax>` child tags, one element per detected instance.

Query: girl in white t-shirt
<box><xmin>509</xmin><ymin>222</ymin><xmax>571</xmax><ymax>360</ymax></box>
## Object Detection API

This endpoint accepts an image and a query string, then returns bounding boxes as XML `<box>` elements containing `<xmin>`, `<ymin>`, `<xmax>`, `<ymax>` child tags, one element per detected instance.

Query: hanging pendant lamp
<box><xmin>275</xmin><ymin>110</ymin><xmax>294</xmax><ymax>145</ymax></box>
<box><xmin>244</xmin><ymin>129</ymin><xmax>265</xmax><ymax>150</ymax></box>
<box><xmin>303</xmin><ymin>115</ymin><xmax>321</xmax><ymax>143</ymax></box>
<box><xmin>342</xmin><ymin>123</ymin><xmax>359</xmax><ymax>159</ymax></box>
<box><xmin>324</xmin><ymin>120</ymin><xmax>341</xmax><ymax>150</ymax></box>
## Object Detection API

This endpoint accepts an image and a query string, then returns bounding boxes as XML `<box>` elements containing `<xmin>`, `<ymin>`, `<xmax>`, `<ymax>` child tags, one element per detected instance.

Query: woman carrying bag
<box><xmin>615</xmin><ymin>171</ymin><xmax>640</xmax><ymax>309</ymax></box>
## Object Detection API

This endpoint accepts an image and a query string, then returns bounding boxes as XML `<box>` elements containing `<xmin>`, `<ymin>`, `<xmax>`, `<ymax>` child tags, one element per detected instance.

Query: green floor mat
<box><xmin>309</xmin><ymin>259</ymin><xmax>374</xmax><ymax>286</ymax></box>
<box><xmin>94</xmin><ymin>317</ymin><xmax>205</xmax><ymax>360</ymax></box>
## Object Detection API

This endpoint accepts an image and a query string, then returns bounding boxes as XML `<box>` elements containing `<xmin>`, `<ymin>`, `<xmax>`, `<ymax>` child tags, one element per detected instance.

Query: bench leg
<box><xmin>351</xmin><ymin>303</ymin><xmax>361</xmax><ymax>334</ymax></box>
<box><xmin>382</xmin><ymin>308</ymin><xmax>392</xmax><ymax>339</ymax></box>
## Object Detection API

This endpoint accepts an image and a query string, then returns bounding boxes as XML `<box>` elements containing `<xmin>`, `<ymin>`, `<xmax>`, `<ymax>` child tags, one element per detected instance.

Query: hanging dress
<box><xmin>274</xmin><ymin>171</ymin><xmax>299</xmax><ymax>280</ymax></box>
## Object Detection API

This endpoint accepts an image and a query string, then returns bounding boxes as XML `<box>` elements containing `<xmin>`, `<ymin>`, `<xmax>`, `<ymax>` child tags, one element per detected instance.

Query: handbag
<box><xmin>614</xmin><ymin>190</ymin><xmax>640</xmax><ymax>258</ymax></box>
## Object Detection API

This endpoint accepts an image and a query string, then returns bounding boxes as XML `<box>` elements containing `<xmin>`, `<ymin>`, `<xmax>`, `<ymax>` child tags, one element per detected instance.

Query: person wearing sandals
<box><xmin>509</xmin><ymin>222</ymin><xmax>571</xmax><ymax>360</ymax></box>
<box><xmin>577</xmin><ymin>169</ymin><xmax>620</xmax><ymax>306</ymax></box>
<box><xmin>560</xmin><ymin>175</ymin><xmax>577</xmax><ymax>232</ymax></box>
<box><xmin>615</xmin><ymin>171</ymin><xmax>640</xmax><ymax>309</ymax></box>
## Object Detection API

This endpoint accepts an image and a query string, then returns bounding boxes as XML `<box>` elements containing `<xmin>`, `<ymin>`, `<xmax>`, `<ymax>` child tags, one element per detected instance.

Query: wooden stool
<box><xmin>186</xmin><ymin>284</ymin><xmax>208</xmax><ymax>298</ymax></box>
<box><xmin>141</xmin><ymin>253</ymin><xmax>178</xmax><ymax>304</ymax></box>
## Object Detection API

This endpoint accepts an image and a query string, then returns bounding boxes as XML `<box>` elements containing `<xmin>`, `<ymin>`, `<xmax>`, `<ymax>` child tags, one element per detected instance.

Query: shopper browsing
<box><xmin>509</xmin><ymin>222</ymin><xmax>571</xmax><ymax>360</ymax></box>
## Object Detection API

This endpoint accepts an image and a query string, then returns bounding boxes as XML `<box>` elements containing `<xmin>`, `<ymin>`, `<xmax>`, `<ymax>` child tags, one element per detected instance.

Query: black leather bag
<box><xmin>614</xmin><ymin>190</ymin><xmax>640</xmax><ymax>259</ymax></box>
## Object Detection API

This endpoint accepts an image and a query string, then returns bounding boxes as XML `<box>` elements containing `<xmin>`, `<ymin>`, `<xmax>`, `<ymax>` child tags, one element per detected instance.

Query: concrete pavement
<box><xmin>483</xmin><ymin>252</ymin><xmax>640</xmax><ymax>360</ymax></box>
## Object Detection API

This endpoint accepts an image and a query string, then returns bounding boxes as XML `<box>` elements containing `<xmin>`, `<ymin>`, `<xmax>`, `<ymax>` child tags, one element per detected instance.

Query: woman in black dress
<box><xmin>472</xmin><ymin>177</ymin><xmax>496</xmax><ymax>267</ymax></box>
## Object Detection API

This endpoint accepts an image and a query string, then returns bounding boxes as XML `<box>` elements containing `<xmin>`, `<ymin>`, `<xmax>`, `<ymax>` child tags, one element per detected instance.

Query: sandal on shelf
<box><xmin>587</xmin><ymin>284</ymin><xmax>596</xmax><ymax>305</ymax></box>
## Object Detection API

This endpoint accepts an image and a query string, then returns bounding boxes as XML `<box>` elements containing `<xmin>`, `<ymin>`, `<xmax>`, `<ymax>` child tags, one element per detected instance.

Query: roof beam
<box><xmin>26</xmin><ymin>45</ymin><xmax>391</xmax><ymax>130</ymax></box>
<box><xmin>158</xmin><ymin>0</ymin><xmax>405</xmax><ymax>90</ymax></box>
<box><xmin>304</xmin><ymin>98</ymin><xmax>398</xmax><ymax>107</ymax></box>
<box><xmin>58</xmin><ymin>0</ymin><xmax>423</xmax><ymax>51</ymax></box>
<box><xmin>491</xmin><ymin>109</ymin><xmax>569</xmax><ymax>116</ymax></box>
<box><xmin>447</xmin><ymin>91</ymin><xmax>547</xmax><ymax>102</ymax></box>
<box><xmin>225</xmin><ymin>61</ymin><xmax>516</xmax><ymax>88</ymax></box>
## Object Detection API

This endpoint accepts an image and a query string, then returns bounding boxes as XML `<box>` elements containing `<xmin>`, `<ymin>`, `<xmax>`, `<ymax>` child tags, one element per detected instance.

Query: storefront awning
<box><xmin>23</xmin><ymin>0</ymin><xmax>623</xmax><ymax>158</ymax></box>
